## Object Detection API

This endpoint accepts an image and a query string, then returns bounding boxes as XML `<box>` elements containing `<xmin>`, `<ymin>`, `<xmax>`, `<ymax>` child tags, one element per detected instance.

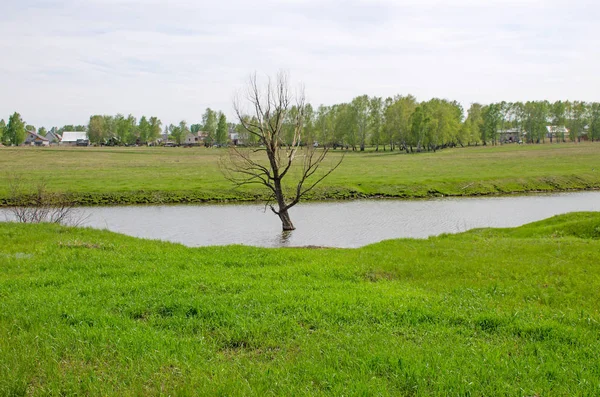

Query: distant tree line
<box><xmin>464</xmin><ymin>101</ymin><xmax>600</xmax><ymax>146</ymax></box>
<box><xmin>261</xmin><ymin>98</ymin><xmax>600</xmax><ymax>153</ymax></box>
<box><xmin>0</xmin><ymin>111</ymin><xmax>94</xmax><ymax>146</ymax></box>
<box><xmin>2</xmin><ymin>99</ymin><xmax>599</xmax><ymax>149</ymax></box>
<box><xmin>87</xmin><ymin>114</ymin><xmax>162</xmax><ymax>145</ymax></box>
<box><xmin>86</xmin><ymin>109</ymin><xmax>230</xmax><ymax>146</ymax></box>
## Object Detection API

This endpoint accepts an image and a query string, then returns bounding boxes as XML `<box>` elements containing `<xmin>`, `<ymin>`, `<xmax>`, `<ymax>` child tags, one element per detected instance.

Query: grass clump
<box><xmin>1</xmin><ymin>212</ymin><xmax>600</xmax><ymax>395</ymax></box>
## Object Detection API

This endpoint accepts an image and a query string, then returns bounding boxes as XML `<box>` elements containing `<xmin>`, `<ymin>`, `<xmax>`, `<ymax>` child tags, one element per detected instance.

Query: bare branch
<box><xmin>223</xmin><ymin>72</ymin><xmax>343</xmax><ymax>231</ymax></box>
<box><xmin>5</xmin><ymin>175</ymin><xmax>88</xmax><ymax>226</ymax></box>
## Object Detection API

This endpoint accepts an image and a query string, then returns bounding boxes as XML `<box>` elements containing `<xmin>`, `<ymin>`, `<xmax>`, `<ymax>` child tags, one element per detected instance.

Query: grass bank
<box><xmin>1</xmin><ymin>213</ymin><xmax>600</xmax><ymax>395</ymax></box>
<box><xmin>1</xmin><ymin>143</ymin><xmax>600</xmax><ymax>206</ymax></box>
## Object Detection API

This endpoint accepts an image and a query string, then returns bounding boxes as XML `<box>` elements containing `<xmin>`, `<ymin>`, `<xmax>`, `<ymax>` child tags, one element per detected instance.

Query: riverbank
<box><xmin>2</xmin><ymin>213</ymin><xmax>600</xmax><ymax>395</ymax></box>
<box><xmin>1</xmin><ymin>143</ymin><xmax>600</xmax><ymax>206</ymax></box>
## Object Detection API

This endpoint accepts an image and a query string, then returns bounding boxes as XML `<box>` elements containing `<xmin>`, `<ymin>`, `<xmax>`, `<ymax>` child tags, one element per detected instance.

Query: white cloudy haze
<box><xmin>0</xmin><ymin>0</ymin><xmax>598</xmax><ymax>128</ymax></box>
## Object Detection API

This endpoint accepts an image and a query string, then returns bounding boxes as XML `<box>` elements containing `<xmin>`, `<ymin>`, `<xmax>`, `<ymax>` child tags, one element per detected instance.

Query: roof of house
<box><xmin>546</xmin><ymin>126</ymin><xmax>569</xmax><ymax>134</ymax></box>
<box><xmin>26</xmin><ymin>131</ymin><xmax>49</xmax><ymax>141</ymax></box>
<box><xmin>498</xmin><ymin>129</ymin><xmax>520</xmax><ymax>134</ymax></box>
<box><xmin>61</xmin><ymin>131</ymin><xmax>88</xmax><ymax>142</ymax></box>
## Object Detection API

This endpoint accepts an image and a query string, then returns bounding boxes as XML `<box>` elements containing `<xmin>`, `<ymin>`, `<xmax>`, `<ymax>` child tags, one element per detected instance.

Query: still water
<box><xmin>17</xmin><ymin>191</ymin><xmax>596</xmax><ymax>248</ymax></box>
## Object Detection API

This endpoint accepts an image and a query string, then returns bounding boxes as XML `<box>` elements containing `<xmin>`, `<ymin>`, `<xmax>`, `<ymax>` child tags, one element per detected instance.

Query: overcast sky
<box><xmin>1</xmin><ymin>0</ymin><xmax>598</xmax><ymax>128</ymax></box>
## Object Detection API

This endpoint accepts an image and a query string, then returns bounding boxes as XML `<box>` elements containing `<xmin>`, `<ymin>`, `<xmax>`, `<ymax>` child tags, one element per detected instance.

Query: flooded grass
<box><xmin>1</xmin><ymin>212</ymin><xmax>600</xmax><ymax>395</ymax></box>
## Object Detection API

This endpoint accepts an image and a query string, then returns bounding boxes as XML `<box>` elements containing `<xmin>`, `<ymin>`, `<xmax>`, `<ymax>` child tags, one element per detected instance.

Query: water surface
<box><xmin>24</xmin><ymin>191</ymin><xmax>600</xmax><ymax>248</ymax></box>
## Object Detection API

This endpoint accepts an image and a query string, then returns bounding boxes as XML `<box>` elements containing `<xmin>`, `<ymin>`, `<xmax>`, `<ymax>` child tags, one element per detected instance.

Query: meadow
<box><xmin>1</xmin><ymin>213</ymin><xmax>600</xmax><ymax>395</ymax></box>
<box><xmin>1</xmin><ymin>143</ymin><xmax>600</xmax><ymax>205</ymax></box>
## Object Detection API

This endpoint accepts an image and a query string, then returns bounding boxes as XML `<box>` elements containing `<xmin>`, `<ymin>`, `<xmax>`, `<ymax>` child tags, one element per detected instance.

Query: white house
<box><xmin>229</xmin><ymin>130</ymin><xmax>244</xmax><ymax>145</ymax></box>
<box><xmin>546</xmin><ymin>126</ymin><xmax>570</xmax><ymax>142</ymax></box>
<box><xmin>60</xmin><ymin>131</ymin><xmax>89</xmax><ymax>146</ymax></box>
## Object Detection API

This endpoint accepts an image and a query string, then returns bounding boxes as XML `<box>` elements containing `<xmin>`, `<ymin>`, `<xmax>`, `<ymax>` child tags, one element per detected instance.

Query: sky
<box><xmin>0</xmin><ymin>0</ymin><xmax>598</xmax><ymax>128</ymax></box>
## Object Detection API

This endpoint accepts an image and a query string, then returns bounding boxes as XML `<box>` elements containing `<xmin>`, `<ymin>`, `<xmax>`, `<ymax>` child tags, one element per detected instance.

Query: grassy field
<box><xmin>1</xmin><ymin>143</ymin><xmax>600</xmax><ymax>205</ymax></box>
<box><xmin>1</xmin><ymin>213</ymin><xmax>600</xmax><ymax>395</ymax></box>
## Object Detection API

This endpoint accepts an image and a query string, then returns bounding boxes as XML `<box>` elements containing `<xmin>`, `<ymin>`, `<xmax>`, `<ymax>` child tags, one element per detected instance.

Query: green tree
<box><xmin>88</xmin><ymin>115</ymin><xmax>107</xmax><ymax>144</ymax></box>
<box><xmin>114</xmin><ymin>114</ymin><xmax>138</xmax><ymax>145</ymax></box>
<box><xmin>148</xmin><ymin>117</ymin><xmax>162</xmax><ymax>143</ymax></box>
<box><xmin>58</xmin><ymin>125</ymin><xmax>86</xmax><ymax>133</ymax></box>
<box><xmin>463</xmin><ymin>103</ymin><xmax>484</xmax><ymax>146</ymax></box>
<box><xmin>0</xmin><ymin>119</ymin><xmax>5</xmax><ymax>144</ymax></box>
<box><xmin>368</xmin><ymin>97</ymin><xmax>383</xmax><ymax>151</ymax></box>
<box><xmin>125</xmin><ymin>114</ymin><xmax>138</xmax><ymax>145</ymax></box>
<box><xmin>568</xmin><ymin>101</ymin><xmax>587</xmax><ymax>142</ymax></box>
<box><xmin>523</xmin><ymin>101</ymin><xmax>549</xmax><ymax>143</ymax></box>
<box><xmin>190</xmin><ymin>124</ymin><xmax>202</xmax><ymax>134</ymax></box>
<box><xmin>410</xmin><ymin>105</ymin><xmax>430</xmax><ymax>152</ymax></box>
<box><xmin>6</xmin><ymin>112</ymin><xmax>26</xmax><ymax>146</ymax></box>
<box><xmin>384</xmin><ymin>95</ymin><xmax>417</xmax><ymax>152</ymax></box>
<box><xmin>351</xmin><ymin>95</ymin><xmax>370</xmax><ymax>151</ymax></box>
<box><xmin>303</xmin><ymin>103</ymin><xmax>315</xmax><ymax>145</ymax></box>
<box><xmin>169</xmin><ymin>121</ymin><xmax>189</xmax><ymax>145</ymax></box>
<box><xmin>482</xmin><ymin>104</ymin><xmax>501</xmax><ymax>145</ymax></box>
<box><xmin>202</xmin><ymin>108</ymin><xmax>218</xmax><ymax>144</ymax></box>
<box><xmin>216</xmin><ymin>113</ymin><xmax>228</xmax><ymax>145</ymax></box>
<box><xmin>550</xmin><ymin>101</ymin><xmax>567</xmax><ymax>142</ymax></box>
<box><xmin>588</xmin><ymin>103</ymin><xmax>600</xmax><ymax>142</ymax></box>
<box><xmin>282</xmin><ymin>106</ymin><xmax>302</xmax><ymax>145</ymax></box>
<box><xmin>138</xmin><ymin>116</ymin><xmax>150</xmax><ymax>144</ymax></box>
<box><xmin>114</xmin><ymin>114</ymin><xmax>126</xmax><ymax>144</ymax></box>
<box><xmin>38</xmin><ymin>127</ymin><xmax>47</xmax><ymax>136</ymax></box>
<box><xmin>509</xmin><ymin>101</ymin><xmax>525</xmax><ymax>140</ymax></box>
<box><xmin>102</xmin><ymin>116</ymin><xmax>115</xmax><ymax>142</ymax></box>
<box><xmin>382</xmin><ymin>97</ymin><xmax>394</xmax><ymax>151</ymax></box>
<box><xmin>335</xmin><ymin>103</ymin><xmax>357</xmax><ymax>149</ymax></box>
<box><xmin>421</xmin><ymin>98</ymin><xmax>462</xmax><ymax>151</ymax></box>
<box><xmin>315</xmin><ymin>105</ymin><xmax>337</xmax><ymax>148</ymax></box>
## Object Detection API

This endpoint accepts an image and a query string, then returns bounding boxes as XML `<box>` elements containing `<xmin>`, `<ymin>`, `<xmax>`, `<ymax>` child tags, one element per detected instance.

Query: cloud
<box><xmin>0</xmin><ymin>0</ymin><xmax>598</xmax><ymax>127</ymax></box>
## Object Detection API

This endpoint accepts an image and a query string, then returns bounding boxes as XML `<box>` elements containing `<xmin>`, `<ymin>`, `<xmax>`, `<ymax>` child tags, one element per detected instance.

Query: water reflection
<box><xmin>278</xmin><ymin>230</ymin><xmax>293</xmax><ymax>246</ymax></box>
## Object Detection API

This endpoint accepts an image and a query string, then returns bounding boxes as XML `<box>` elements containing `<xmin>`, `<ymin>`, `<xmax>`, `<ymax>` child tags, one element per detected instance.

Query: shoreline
<box><xmin>1</xmin><ymin>185</ymin><xmax>599</xmax><ymax>208</ymax></box>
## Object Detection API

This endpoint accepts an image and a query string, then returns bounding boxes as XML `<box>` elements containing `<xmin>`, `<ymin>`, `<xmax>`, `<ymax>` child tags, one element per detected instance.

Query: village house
<box><xmin>183</xmin><ymin>131</ymin><xmax>209</xmax><ymax>146</ymax></box>
<box><xmin>546</xmin><ymin>126</ymin><xmax>569</xmax><ymax>142</ymax></box>
<box><xmin>229</xmin><ymin>128</ymin><xmax>246</xmax><ymax>146</ymax></box>
<box><xmin>229</xmin><ymin>132</ymin><xmax>239</xmax><ymax>145</ymax></box>
<box><xmin>60</xmin><ymin>131</ymin><xmax>89</xmax><ymax>146</ymax></box>
<box><xmin>497</xmin><ymin>128</ymin><xmax>521</xmax><ymax>143</ymax></box>
<box><xmin>24</xmin><ymin>131</ymin><xmax>50</xmax><ymax>146</ymax></box>
<box><xmin>45</xmin><ymin>130</ymin><xmax>62</xmax><ymax>144</ymax></box>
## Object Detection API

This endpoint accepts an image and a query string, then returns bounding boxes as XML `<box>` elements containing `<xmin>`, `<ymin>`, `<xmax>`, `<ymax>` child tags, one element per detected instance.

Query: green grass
<box><xmin>1</xmin><ymin>213</ymin><xmax>600</xmax><ymax>395</ymax></box>
<box><xmin>2</xmin><ymin>143</ymin><xmax>600</xmax><ymax>205</ymax></box>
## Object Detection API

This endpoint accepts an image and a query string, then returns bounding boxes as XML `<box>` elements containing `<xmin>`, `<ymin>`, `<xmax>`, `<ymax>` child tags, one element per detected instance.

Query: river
<box><xmin>4</xmin><ymin>191</ymin><xmax>597</xmax><ymax>248</ymax></box>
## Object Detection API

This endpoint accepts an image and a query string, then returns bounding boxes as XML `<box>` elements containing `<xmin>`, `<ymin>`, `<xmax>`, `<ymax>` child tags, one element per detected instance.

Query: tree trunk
<box><xmin>278</xmin><ymin>209</ymin><xmax>295</xmax><ymax>231</ymax></box>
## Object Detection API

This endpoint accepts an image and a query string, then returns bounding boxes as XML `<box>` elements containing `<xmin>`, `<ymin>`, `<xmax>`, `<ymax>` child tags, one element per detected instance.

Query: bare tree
<box><xmin>6</xmin><ymin>176</ymin><xmax>88</xmax><ymax>226</ymax></box>
<box><xmin>223</xmin><ymin>72</ymin><xmax>343</xmax><ymax>231</ymax></box>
